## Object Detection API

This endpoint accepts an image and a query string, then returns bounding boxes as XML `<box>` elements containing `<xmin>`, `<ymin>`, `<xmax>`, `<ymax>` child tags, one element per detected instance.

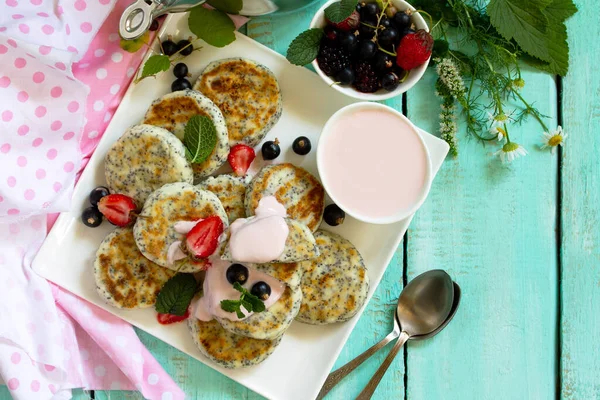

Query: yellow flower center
<box><xmin>503</xmin><ymin>142</ymin><xmax>519</xmax><ymax>152</ymax></box>
<box><xmin>548</xmin><ymin>135</ymin><xmax>563</xmax><ymax>147</ymax></box>
<box><xmin>495</xmin><ymin>113</ymin><xmax>508</xmax><ymax>122</ymax></box>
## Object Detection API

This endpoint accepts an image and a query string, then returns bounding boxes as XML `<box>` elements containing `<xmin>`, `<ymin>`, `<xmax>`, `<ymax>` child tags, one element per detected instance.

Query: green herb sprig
<box><xmin>220</xmin><ymin>282</ymin><xmax>266</xmax><ymax>319</ymax></box>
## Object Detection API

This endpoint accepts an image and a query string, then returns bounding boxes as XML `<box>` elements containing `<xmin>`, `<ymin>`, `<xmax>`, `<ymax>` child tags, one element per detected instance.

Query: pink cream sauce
<box><xmin>320</xmin><ymin>109</ymin><xmax>428</xmax><ymax>219</ymax></box>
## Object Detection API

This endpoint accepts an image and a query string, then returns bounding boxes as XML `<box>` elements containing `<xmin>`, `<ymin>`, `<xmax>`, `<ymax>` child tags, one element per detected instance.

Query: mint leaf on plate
<box><xmin>220</xmin><ymin>300</ymin><xmax>239</xmax><ymax>313</ymax></box>
<box><xmin>188</xmin><ymin>6</ymin><xmax>236</xmax><ymax>48</ymax></box>
<box><xmin>324</xmin><ymin>0</ymin><xmax>359</xmax><ymax>23</ymax></box>
<box><xmin>286</xmin><ymin>28</ymin><xmax>324</xmax><ymax>66</ymax></box>
<box><xmin>219</xmin><ymin>281</ymin><xmax>267</xmax><ymax>317</ymax></box>
<box><xmin>155</xmin><ymin>273</ymin><xmax>197</xmax><ymax>316</ymax></box>
<box><xmin>207</xmin><ymin>0</ymin><xmax>243</xmax><ymax>14</ymax></box>
<box><xmin>140</xmin><ymin>54</ymin><xmax>171</xmax><ymax>79</ymax></box>
<box><xmin>183</xmin><ymin>115</ymin><xmax>218</xmax><ymax>164</ymax></box>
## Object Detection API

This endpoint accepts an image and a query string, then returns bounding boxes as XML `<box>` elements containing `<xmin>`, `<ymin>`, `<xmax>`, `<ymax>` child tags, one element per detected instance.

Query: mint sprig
<box><xmin>183</xmin><ymin>115</ymin><xmax>218</xmax><ymax>164</ymax></box>
<box><xmin>286</xmin><ymin>28</ymin><xmax>324</xmax><ymax>66</ymax></box>
<box><xmin>220</xmin><ymin>282</ymin><xmax>266</xmax><ymax>319</ymax></box>
<box><xmin>155</xmin><ymin>273</ymin><xmax>197</xmax><ymax>316</ymax></box>
<box><xmin>324</xmin><ymin>0</ymin><xmax>359</xmax><ymax>23</ymax></box>
<box><xmin>188</xmin><ymin>6</ymin><xmax>236</xmax><ymax>48</ymax></box>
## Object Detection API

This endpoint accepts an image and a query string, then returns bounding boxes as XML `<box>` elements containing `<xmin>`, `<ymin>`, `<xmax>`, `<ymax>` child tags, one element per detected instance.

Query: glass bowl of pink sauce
<box><xmin>317</xmin><ymin>102</ymin><xmax>432</xmax><ymax>224</ymax></box>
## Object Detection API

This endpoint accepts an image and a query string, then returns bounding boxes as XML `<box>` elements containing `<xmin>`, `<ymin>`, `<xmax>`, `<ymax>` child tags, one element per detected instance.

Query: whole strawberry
<box><xmin>396</xmin><ymin>29</ymin><xmax>433</xmax><ymax>70</ymax></box>
<box><xmin>327</xmin><ymin>10</ymin><xmax>360</xmax><ymax>32</ymax></box>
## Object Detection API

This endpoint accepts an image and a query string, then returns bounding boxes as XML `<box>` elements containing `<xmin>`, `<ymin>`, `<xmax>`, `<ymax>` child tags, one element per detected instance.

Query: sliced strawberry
<box><xmin>228</xmin><ymin>144</ymin><xmax>256</xmax><ymax>176</ymax></box>
<box><xmin>157</xmin><ymin>308</ymin><xmax>190</xmax><ymax>325</ymax></box>
<box><xmin>185</xmin><ymin>216</ymin><xmax>224</xmax><ymax>259</ymax></box>
<box><xmin>97</xmin><ymin>194</ymin><xmax>137</xmax><ymax>227</ymax></box>
<box><xmin>327</xmin><ymin>10</ymin><xmax>360</xmax><ymax>32</ymax></box>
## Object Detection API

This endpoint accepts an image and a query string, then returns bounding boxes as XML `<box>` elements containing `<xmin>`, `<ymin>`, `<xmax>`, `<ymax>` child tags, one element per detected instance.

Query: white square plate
<box><xmin>32</xmin><ymin>14</ymin><xmax>449</xmax><ymax>400</ymax></box>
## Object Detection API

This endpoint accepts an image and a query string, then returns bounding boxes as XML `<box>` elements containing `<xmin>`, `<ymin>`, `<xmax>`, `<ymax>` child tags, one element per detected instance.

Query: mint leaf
<box><xmin>220</xmin><ymin>282</ymin><xmax>266</xmax><ymax>316</ymax></box>
<box><xmin>246</xmin><ymin>295</ymin><xmax>265</xmax><ymax>313</ymax></box>
<box><xmin>487</xmin><ymin>0</ymin><xmax>550</xmax><ymax>62</ymax></box>
<box><xmin>286</xmin><ymin>28</ymin><xmax>324</xmax><ymax>66</ymax></box>
<box><xmin>140</xmin><ymin>54</ymin><xmax>170</xmax><ymax>79</ymax></box>
<box><xmin>324</xmin><ymin>0</ymin><xmax>359</xmax><ymax>23</ymax></box>
<box><xmin>207</xmin><ymin>0</ymin><xmax>243</xmax><ymax>14</ymax></box>
<box><xmin>220</xmin><ymin>300</ymin><xmax>238</xmax><ymax>313</ymax></box>
<box><xmin>155</xmin><ymin>273</ymin><xmax>197</xmax><ymax>316</ymax></box>
<box><xmin>188</xmin><ymin>6</ymin><xmax>236</xmax><ymax>48</ymax></box>
<box><xmin>241</xmin><ymin>299</ymin><xmax>253</xmax><ymax>313</ymax></box>
<box><xmin>233</xmin><ymin>282</ymin><xmax>244</xmax><ymax>292</ymax></box>
<box><xmin>120</xmin><ymin>31</ymin><xmax>150</xmax><ymax>53</ymax></box>
<box><xmin>183</xmin><ymin>115</ymin><xmax>218</xmax><ymax>164</ymax></box>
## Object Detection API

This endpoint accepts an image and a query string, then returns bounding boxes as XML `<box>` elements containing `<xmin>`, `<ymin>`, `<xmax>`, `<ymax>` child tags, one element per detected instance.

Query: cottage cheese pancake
<box><xmin>296</xmin><ymin>230</ymin><xmax>369</xmax><ymax>325</ymax></box>
<box><xmin>197</xmin><ymin>174</ymin><xmax>248</xmax><ymax>223</ymax></box>
<box><xmin>133</xmin><ymin>182</ymin><xmax>228</xmax><ymax>272</ymax></box>
<box><xmin>245</xmin><ymin>163</ymin><xmax>325</xmax><ymax>232</ymax></box>
<box><xmin>104</xmin><ymin>124</ymin><xmax>193</xmax><ymax>206</ymax></box>
<box><xmin>188</xmin><ymin>316</ymin><xmax>281</xmax><ymax>369</ymax></box>
<box><xmin>217</xmin><ymin>284</ymin><xmax>302</xmax><ymax>340</ymax></box>
<box><xmin>94</xmin><ymin>228</ymin><xmax>176</xmax><ymax>309</ymax></box>
<box><xmin>142</xmin><ymin>89</ymin><xmax>229</xmax><ymax>179</ymax></box>
<box><xmin>194</xmin><ymin>58</ymin><xmax>282</xmax><ymax>147</ymax></box>
<box><xmin>254</xmin><ymin>262</ymin><xmax>304</xmax><ymax>288</ymax></box>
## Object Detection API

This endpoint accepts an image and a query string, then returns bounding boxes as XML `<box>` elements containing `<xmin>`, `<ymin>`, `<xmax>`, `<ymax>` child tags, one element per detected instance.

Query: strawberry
<box><xmin>228</xmin><ymin>144</ymin><xmax>256</xmax><ymax>176</ymax></box>
<box><xmin>156</xmin><ymin>308</ymin><xmax>190</xmax><ymax>325</ymax></box>
<box><xmin>396</xmin><ymin>29</ymin><xmax>433</xmax><ymax>70</ymax></box>
<box><xmin>327</xmin><ymin>10</ymin><xmax>360</xmax><ymax>32</ymax></box>
<box><xmin>185</xmin><ymin>216</ymin><xmax>224</xmax><ymax>259</ymax></box>
<box><xmin>97</xmin><ymin>194</ymin><xmax>137</xmax><ymax>227</ymax></box>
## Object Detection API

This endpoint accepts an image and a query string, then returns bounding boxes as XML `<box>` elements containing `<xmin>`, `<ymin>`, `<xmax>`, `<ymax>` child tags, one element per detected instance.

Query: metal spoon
<box><xmin>316</xmin><ymin>270</ymin><xmax>457</xmax><ymax>400</ymax></box>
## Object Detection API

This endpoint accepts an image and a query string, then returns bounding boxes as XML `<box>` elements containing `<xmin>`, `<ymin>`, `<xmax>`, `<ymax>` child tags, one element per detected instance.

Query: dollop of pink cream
<box><xmin>228</xmin><ymin>196</ymin><xmax>289</xmax><ymax>263</ymax></box>
<box><xmin>166</xmin><ymin>219</ymin><xmax>203</xmax><ymax>266</ymax></box>
<box><xmin>193</xmin><ymin>258</ymin><xmax>285</xmax><ymax>321</ymax></box>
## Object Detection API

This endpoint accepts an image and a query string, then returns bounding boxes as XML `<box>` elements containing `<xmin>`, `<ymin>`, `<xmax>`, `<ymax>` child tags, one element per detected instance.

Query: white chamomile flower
<box><xmin>487</xmin><ymin>110</ymin><xmax>514</xmax><ymax>127</ymax></box>
<box><xmin>541</xmin><ymin>126</ymin><xmax>567</xmax><ymax>154</ymax></box>
<box><xmin>494</xmin><ymin>142</ymin><xmax>527</xmax><ymax>163</ymax></box>
<box><xmin>490</xmin><ymin>125</ymin><xmax>507</xmax><ymax>141</ymax></box>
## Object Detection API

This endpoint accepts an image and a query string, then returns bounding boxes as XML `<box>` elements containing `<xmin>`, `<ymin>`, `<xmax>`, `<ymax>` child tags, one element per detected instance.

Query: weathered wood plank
<box><xmin>560</xmin><ymin>0</ymin><xmax>600</xmax><ymax>398</ymax></box>
<box><xmin>404</xmin><ymin>66</ymin><xmax>559</xmax><ymax>398</ymax></box>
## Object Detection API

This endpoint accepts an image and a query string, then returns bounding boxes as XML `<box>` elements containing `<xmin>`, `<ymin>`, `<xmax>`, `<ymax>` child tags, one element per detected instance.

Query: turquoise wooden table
<box><xmin>6</xmin><ymin>0</ymin><xmax>596</xmax><ymax>398</ymax></box>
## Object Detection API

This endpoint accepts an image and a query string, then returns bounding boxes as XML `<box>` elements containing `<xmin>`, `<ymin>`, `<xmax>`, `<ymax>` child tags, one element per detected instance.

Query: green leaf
<box><xmin>207</xmin><ymin>0</ymin><xmax>243</xmax><ymax>14</ymax></box>
<box><xmin>140</xmin><ymin>54</ymin><xmax>170</xmax><ymax>79</ymax></box>
<box><xmin>188</xmin><ymin>6</ymin><xmax>236</xmax><ymax>48</ymax></box>
<box><xmin>286</xmin><ymin>28</ymin><xmax>324</xmax><ymax>66</ymax></box>
<box><xmin>220</xmin><ymin>300</ymin><xmax>239</xmax><ymax>313</ymax></box>
<box><xmin>487</xmin><ymin>0</ymin><xmax>551</xmax><ymax>62</ymax></box>
<box><xmin>232</xmin><ymin>282</ymin><xmax>244</xmax><ymax>293</ymax></box>
<box><xmin>532</xmin><ymin>0</ymin><xmax>573</xmax><ymax>76</ymax></box>
<box><xmin>544</xmin><ymin>0</ymin><xmax>577</xmax><ymax>21</ymax></box>
<box><xmin>155</xmin><ymin>273</ymin><xmax>197</xmax><ymax>316</ymax></box>
<box><xmin>324</xmin><ymin>0</ymin><xmax>359</xmax><ymax>23</ymax></box>
<box><xmin>119</xmin><ymin>31</ymin><xmax>150</xmax><ymax>53</ymax></box>
<box><xmin>240</xmin><ymin>299</ymin><xmax>253</xmax><ymax>313</ymax></box>
<box><xmin>248</xmin><ymin>295</ymin><xmax>266</xmax><ymax>313</ymax></box>
<box><xmin>236</xmin><ymin>309</ymin><xmax>245</xmax><ymax>319</ymax></box>
<box><xmin>183</xmin><ymin>115</ymin><xmax>218</xmax><ymax>164</ymax></box>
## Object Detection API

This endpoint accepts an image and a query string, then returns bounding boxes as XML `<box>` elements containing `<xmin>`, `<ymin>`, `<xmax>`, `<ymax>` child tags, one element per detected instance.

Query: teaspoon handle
<box><xmin>356</xmin><ymin>331</ymin><xmax>410</xmax><ymax>400</ymax></box>
<box><xmin>316</xmin><ymin>330</ymin><xmax>399</xmax><ymax>400</ymax></box>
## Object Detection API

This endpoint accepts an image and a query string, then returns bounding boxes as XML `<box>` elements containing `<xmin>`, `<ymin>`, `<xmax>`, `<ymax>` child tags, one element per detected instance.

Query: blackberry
<box><xmin>353</xmin><ymin>62</ymin><xmax>380</xmax><ymax>93</ymax></box>
<box><xmin>317</xmin><ymin>45</ymin><xmax>351</xmax><ymax>77</ymax></box>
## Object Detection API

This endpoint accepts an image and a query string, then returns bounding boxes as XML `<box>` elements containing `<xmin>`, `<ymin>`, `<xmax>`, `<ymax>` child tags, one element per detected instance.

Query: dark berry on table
<box><xmin>324</xmin><ymin>204</ymin><xmax>345</xmax><ymax>226</ymax></box>
<box><xmin>323</xmin><ymin>25</ymin><xmax>340</xmax><ymax>45</ymax></box>
<box><xmin>317</xmin><ymin>45</ymin><xmax>351</xmax><ymax>76</ymax></box>
<box><xmin>339</xmin><ymin>31</ymin><xmax>358</xmax><ymax>52</ymax></box>
<box><xmin>173</xmin><ymin>63</ymin><xmax>188</xmax><ymax>79</ymax></box>
<box><xmin>226</xmin><ymin>264</ymin><xmax>249</xmax><ymax>285</ymax></box>
<box><xmin>378</xmin><ymin>27</ymin><xmax>400</xmax><ymax>49</ymax></box>
<box><xmin>261</xmin><ymin>138</ymin><xmax>281</xmax><ymax>160</ymax></box>
<box><xmin>177</xmin><ymin>39</ymin><xmax>193</xmax><ymax>56</ymax></box>
<box><xmin>251</xmin><ymin>281</ymin><xmax>271</xmax><ymax>301</ymax></box>
<box><xmin>393</xmin><ymin>12</ymin><xmax>412</xmax><ymax>29</ymax></box>
<box><xmin>361</xmin><ymin>2</ymin><xmax>379</xmax><ymax>18</ymax></box>
<box><xmin>357</xmin><ymin>40</ymin><xmax>377</xmax><ymax>60</ymax></box>
<box><xmin>381</xmin><ymin>71</ymin><xmax>400</xmax><ymax>91</ymax></box>
<box><xmin>89</xmin><ymin>186</ymin><xmax>110</xmax><ymax>207</ymax></box>
<box><xmin>292</xmin><ymin>136</ymin><xmax>312</xmax><ymax>155</ymax></box>
<box><xmin>374</xmin><ymin>51</ymin><xmax>394</xmax><ymax>72</ymax></box>
<box><xmin>171</xmin><ymin>78</ymin><xmax>192</xmax><ymax>92</ymax></box>
<box><xmin>336</xmin><ymin>67</ymin><xmax>355</xmax><ymax>85</ymax></box>
<box><xmin>149</xmin><ymin>19</ymin><xmax>160</xmax><ymax>32</ymax></box>
<box><xmin>82</xmin><ymin>206</ymin><xmax>103</xmax><ymax>228</ymax></box>
<box><xmin>161</xmin><ymin>39</ymin><xmax>178</xmax><ymax>56</ymax></box>
<box><xmin>354</xmin><ymin>61</ymin><xmax>380</xmax><ymax>93</ymax></box>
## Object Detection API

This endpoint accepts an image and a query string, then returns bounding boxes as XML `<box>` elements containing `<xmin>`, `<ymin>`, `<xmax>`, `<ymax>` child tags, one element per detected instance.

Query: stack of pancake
<box><xmin>94</xmin><ymin>58</ymin><xmax>370</xmax><ymax>369</ymax></box>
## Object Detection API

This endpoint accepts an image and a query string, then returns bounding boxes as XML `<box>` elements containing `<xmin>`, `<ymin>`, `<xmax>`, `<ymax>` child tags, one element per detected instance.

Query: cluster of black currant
<box><xmin>159</xmin><ymin>36</ymin><xmax>195</xmax><ymax>92</ymax></box>
<box><xmin>318</xmin><ymin>1</ymin><xmax>416</xmax><ymax>93</ymax></box>
<box><xmin>260</xmin><ymin>136</ymin><xmax>313</xmax><ymax>161</ymax></box>
<box><xmin>226</xmin><ymin>263</ymin><xmax>272</xmax><ymax>300</ymax></box>
<box><xmin>81</xmin><ymin>186</ymin><xmax>110</xmax><ymax>227</ymax></box>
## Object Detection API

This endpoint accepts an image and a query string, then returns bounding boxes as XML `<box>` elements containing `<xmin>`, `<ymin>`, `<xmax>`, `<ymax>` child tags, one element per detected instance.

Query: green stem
<box><xmin>377</xmin><ymin>46</ymin><xmax>397</xmax><ymax>57</ymax></box>
<box><xmin>503</xmin><ymin>123</ymin><xmax>511</xmax><ymax>143</ymax></box>
<box><xmin>413</xmin><ymin>9</ymin><xmax>434</xmax><ymax>29</ymax></box>
<box><xmin>512</xmin><ymin>89</ymin><xmax>549</xmax><ymax>131</ymax></box>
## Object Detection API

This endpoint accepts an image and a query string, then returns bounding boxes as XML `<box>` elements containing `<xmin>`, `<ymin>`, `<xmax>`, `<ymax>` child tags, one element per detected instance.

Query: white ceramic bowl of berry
<box><xmin>309</xmin><ymin>0</ymin><xmax>430</xmax><ymax>101</ymax></box>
